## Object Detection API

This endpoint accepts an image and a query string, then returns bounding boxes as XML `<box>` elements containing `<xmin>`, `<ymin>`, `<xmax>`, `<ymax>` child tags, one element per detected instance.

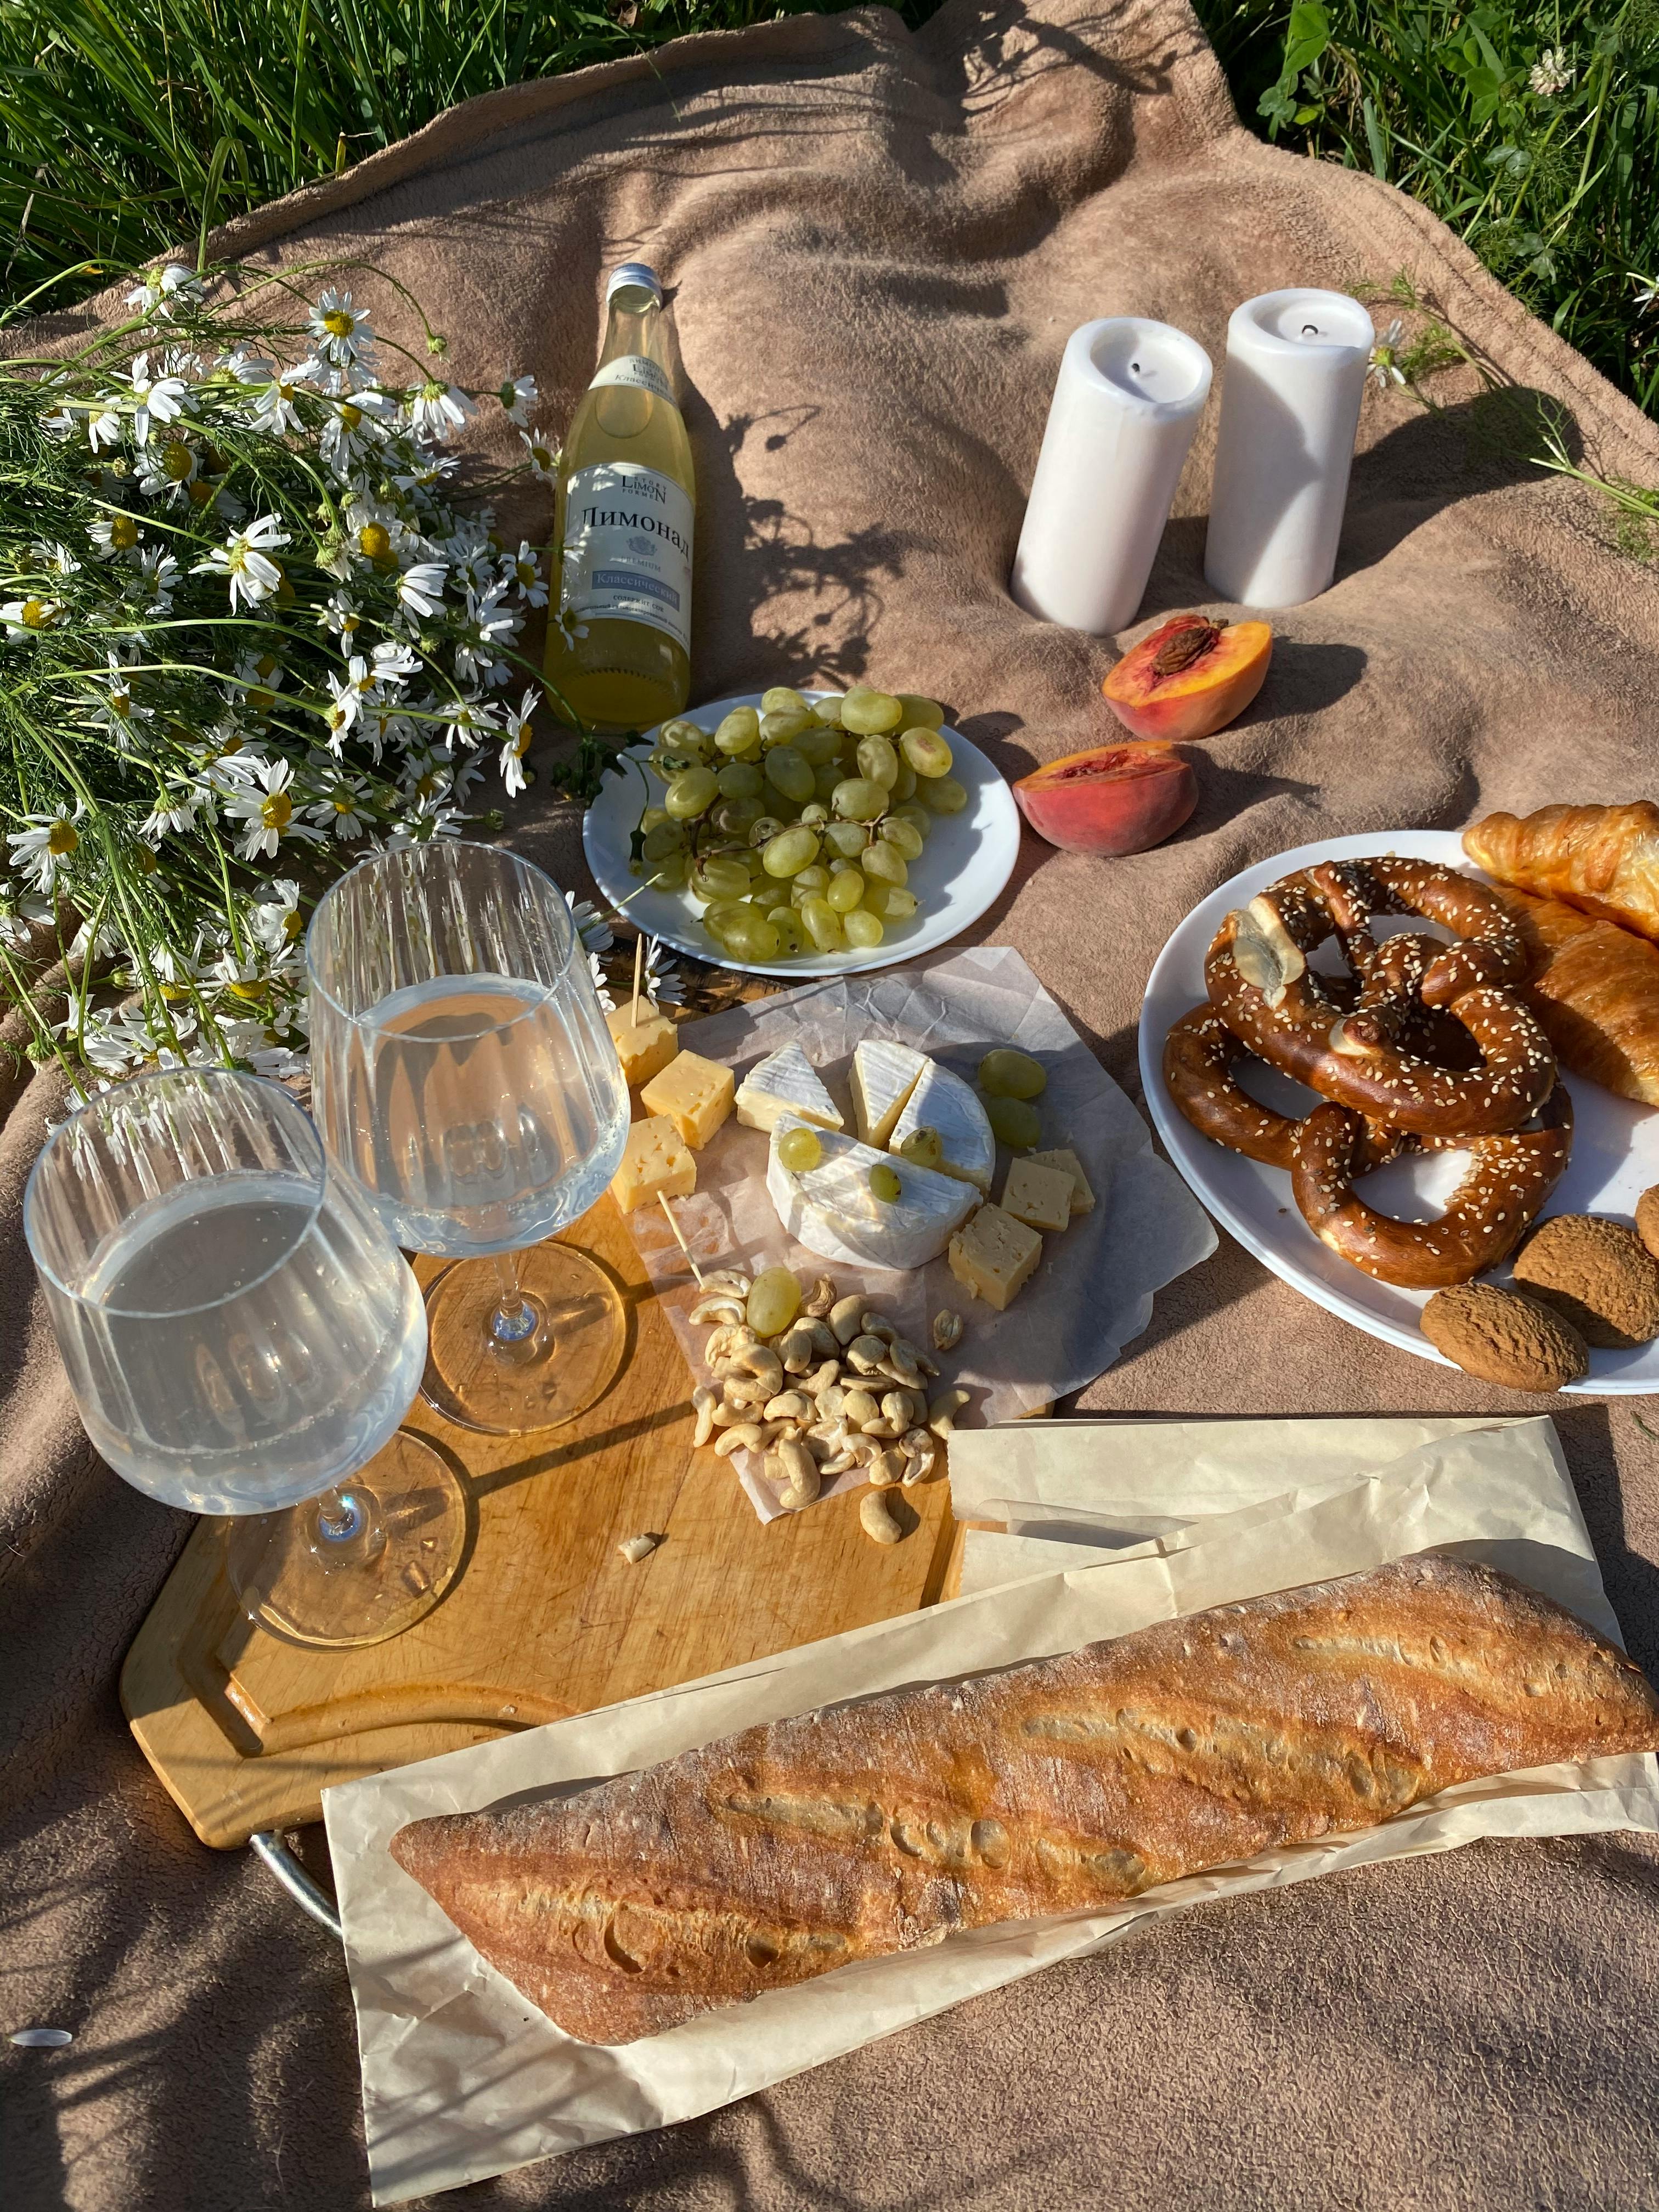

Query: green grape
<box><xmin>794</xmin><ymin>725</ymin><xmax>840</xmax><ymax>766</ymax></box>
<box><xmin>749</xmin><ymin>815</ymin><xmax>788</xmax><ymax>848</ymax></box>
<box><xmin>900</xmin><ymin>727</ymin><xmax>954</xmax><ymax>778</ymax></box>
<box><xmin>800</xmin><ymin>898</ymin><xmax>846</xmax><ymax>952</ymax></box>
<box><xmin>890</xmin><ymin>760</ymin><xmax>917</xmax><ymax>804</ymax></box>
<box><xmin>861</xmin><ymin>841</ymin><xmax>907</xmax><ymax>887</ymax></box>
<box><xmin>986</xmin><ymin>1095</ymin><xmax>1041</xmax><ymax>1150</ymax></box>
<box><xmin>641</xmin><ymin>820</ymin><xmax>687</xmax><ymax>862</ymax></box>
<box><xmin>640</xmin><ymin>805</ymin><xmax>671</xmax><ymax>833</ymax></box>
<box><xmin>691</xmin><ymin>856</ymin><xmax>751</xmax><ymax>903</ymax></box>
<box><xmin>760</xmin><ymin>708</ymin><xmax>812</xmax><ymax>746</ymax></box>
<box><xmin>767</xmin><ymin>906</ymin><xmax>806</xmax><ymax>956</ymax></box>
<box><xmin>761</xmin><ymin>686</ymin><xmax>810</xmax><ymax>716</ymax></box>
<box><xmin>812</xmin><ymin>696</ymin><xmax>845</xmax><ymax>726</ymax></box>
<box><xmin>897</xmin><ymin>1125</ymin><xmax>943</xmax><ymax>1169</ymax></box>
<box><xmin>702</xmin><ymin>900</ymin><xmax>751</xmax><ymax>946</ymax></box>
<box><xmin>878</xmin><ymin>816</ymin><xmax>924</xmax><ymax>861</ymax></box>
<box><xmin>895</xmin><ymin>693</ymin><xmax>945</xmax><ymax>731</ymax></box>
<box><xmin>843</xmin><ymin>908</ymin><xmax>885</xmax><ymax>949</ymax></box>
<box><xmin>799</xmin><ymin>802</ymin><xmax>830</xmax><ymax>827</ymax></box>
<box><xmin>856</xmin><ymin>735</ymin><xmax>899</xmax><ymax>789</ymax></box>
<box><xmin>892</xmin><ymin>801</ymin><xmax>932</xmax><ymax>843</ymax></box>
<box><xmin>747</xmin><ymin>1266</ymin><xmax>802</xmax><ymax>1337</ymax></box>
<box><xmin>764</xmin><ymin>746</ymin><xmax>815</xmax><ymax>805</ymax></box>
<box><xmin>979</xmin><ymin>1048</ymin><xmax>1047</xmax><ymax>1099</ymax></box>
<box><xmin>724</xmin><ymin>910</ymin><xmax>782</xmax><ymax>962</ymax></box>
<box><xmin>920</xmin><ymin>774</ymin><xmax>967</xmax><ymax>815</ymax></box>
<box><xmin>739</xmin><ymin>844</ymin><xmax>768</xmax><ymax>879</ymax></box>
<box><xmin>841</xmin><ymin>686</ymin><xmax>904</xmax><ymax>735</ymax></box>
<box><xmin>868</xmin><ymin>1163</ymin><xmax>902</xmax><ymax>1204</ymax></box>
<box><xmin>714</xmin><ymin>707</ymin><xmax>761</xmax><ymax>756</ymax></box>
<box><xmin>777</xmin><ymin>1125</ymin><xmax>822</xmax><ymax>1173</ymax></box>
<box><xmin>658</xmin><ymin>716</ymin><xmax>709</xmax><ymax>753</ymax></box>
<box><xmin>792</xmin><ymin>864</ymin><xmax>831</xmax><ymax>895</ymax></box>
<box><xmin>826</xmin><ymin>868</ymin><xmax>865</xmax><ymax>913</ymax></box>
<box><xmin>763</xmin><ymin>826</ymin><xmax>820</xmax><ymax>878</ymax></box>
<box><xmin>651</xmin><ymin>851</ymin><xmax>690</xmax><ymax>890</ymax></box>
<box><xmin>665</xmin><ymin>766</ymin><xmax>718</xmax><ymax>820</ymax></box>
<box><xmin>878</xmin><ymin>885</ymin><xmax>918</xmax><ymax>922</ymax></box>
<box><xmin>712</xmin><ymin>796</ymin><xmax>764</xmax><ymax>838</ymax></box>
<box><xmin>813</xmin><ymin>761</ymin><xmax>844</xmax><ymax>800</ymax></box>
<box><xmin>716</xmin><ymin>760</ymin><xmax>764</xmax><ymax>799</ymax></box>
<box><xmin>833</xmin><ymin>776</ymin><xmax>888</xmax><ymax>822</ymax></box>
<box><xmin>822</xmin><ymin>820</ymin><xmax>869</xmax><ymax>859</ymax></box>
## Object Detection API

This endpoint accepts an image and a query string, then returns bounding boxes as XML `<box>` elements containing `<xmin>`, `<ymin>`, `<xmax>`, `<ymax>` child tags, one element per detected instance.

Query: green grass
<box><xmin>1</xmin><ymin>0</ymin><xmax>1656</xmax><ymax>427</ymax></box>
<box><xmin>1191</xmin><ymin>0</ymin><xmax>1659</xmax><ymax>417</ymax></box>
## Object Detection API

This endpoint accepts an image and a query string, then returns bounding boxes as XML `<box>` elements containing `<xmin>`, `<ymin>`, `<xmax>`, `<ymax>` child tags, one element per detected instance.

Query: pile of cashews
<box><xmin>687</xmin><ymin>1268</ymin><xmax>968</xmax><ymax>1537</ymax></box>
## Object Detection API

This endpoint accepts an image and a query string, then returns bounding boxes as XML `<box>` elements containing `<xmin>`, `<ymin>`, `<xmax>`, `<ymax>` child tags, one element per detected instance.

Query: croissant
<box><xmin>1464</xmin><ymin>804</ymin><xmax>1659</xmax><ymax>940</ymax></box>
<box><xmin>1490</xmin><ymin>885</ymin><xmax>1659</xmax><ymax>1108</ymax></box>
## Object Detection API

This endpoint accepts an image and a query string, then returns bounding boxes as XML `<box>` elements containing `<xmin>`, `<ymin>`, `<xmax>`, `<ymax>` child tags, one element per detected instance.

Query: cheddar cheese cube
<box><xmin>947</xmin><ymin>1203</ymin><xmax>1042</xmax><ymax>1311</ymax></box>
<box><xmin>1027</xmin><ymin>1147</ymin><xmax>1096</xmax><ymax>1215</ymax></box>
<box><xmin>610</xmin><ymin>1114</ymin><xmax>696</xmax><ymax>1215</ymax></box>
<box><xmin>1000</xmin><ymin>1156</ymin><xmax>1074</xmax><ymax>1235</ymax></box>
<box><xmin>607</xmin><ymin>1001</ymin><xmax>680</xmax><ymax>1090</ymax></box>
<box><xmin>639</xmin><ymin>1049</ymin><xmax>735</xmax><ymax>1151</ymax></box>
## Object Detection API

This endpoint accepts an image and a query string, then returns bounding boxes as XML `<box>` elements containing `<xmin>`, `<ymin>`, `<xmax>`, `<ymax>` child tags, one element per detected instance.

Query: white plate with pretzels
<box><xmin>1140</xmin><ymin>829</ymin><xmax>1659</xmax><ymax>1390</ymax></box>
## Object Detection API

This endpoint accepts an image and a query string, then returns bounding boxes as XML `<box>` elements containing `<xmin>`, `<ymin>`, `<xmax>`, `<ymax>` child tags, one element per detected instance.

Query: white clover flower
<box><xmin>126</xmin><ymin>352</ymin><xmax>189</xmax><ymax>446</ymax></box>
<box><xmin>642</xmin><ymin>938</ymin><xmax>684</xmax><ymax>1005</ymax></box>
<box><xmin>8</xmin><ymin>804</ymin><xmax>84</xmax><ymax>893</ymax></box>
<box><xmin>496</xmin><ymin>374</ymin><xmax>538</xmax><ymax>427</ymax></box>
<box><xmin>518</xmin><ymin>428</ymin><xmax>559</xmax><ymax>479</ymax></box>
<box><xmin>566</xmin><ymin>892</ymin><xmax>614</xmax><ymax>955</ymax></box>
<box><xmin>1530</xmin><ymin>47</ymin><xmax>1573</xmax><ymax>97</ymax></box>
<box><xmin>193</xmin><ymin>514</ymin><xmax>290</xmax><ymax>610</ymax></box>
<box><xmin>502</xmin><ymin>539</ymin><xmax>549</xmax><ymax>607</ymax></box>
<box><xmin>1</xmin><ymin>595</ymin><xmax>62</xmax><ymax>637</ymax></box>
<box><xmin>407</xmin><ymin>380</ymin><xmax>476</xmax><ymax>442</ymax></box>
<box><xmin>223</xmin><ymin>756</ymin><xmax>306</xmax><ymax>860</ymax></box>
<box><xmin>397</xmin><ymin>560</ymin><xmax>447</xmax><ymax>617</ymax></box>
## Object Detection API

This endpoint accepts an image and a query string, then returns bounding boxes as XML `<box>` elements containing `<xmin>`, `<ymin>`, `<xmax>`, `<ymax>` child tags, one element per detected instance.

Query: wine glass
<box><xmin>24</xmin><ymin>1066</ymin><xmax>468</xmax><ymax>1647</ymax></box>
<box><xmin>305</xmin><ymin>840</ymin><xmax>631</xmax><ymax>1435</ymax></box>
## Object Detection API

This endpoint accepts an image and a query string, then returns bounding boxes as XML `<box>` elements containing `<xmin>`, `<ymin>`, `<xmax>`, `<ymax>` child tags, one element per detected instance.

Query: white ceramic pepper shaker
<box><xmin>1203</xmin><ymin>288</ymin><xmax>1375</xmax><ymax>608</ymax></box>
<box><xmin>1012</xmin><ymin>318</ymin><xmax>1213</xmax><ymax>635</ymax></box>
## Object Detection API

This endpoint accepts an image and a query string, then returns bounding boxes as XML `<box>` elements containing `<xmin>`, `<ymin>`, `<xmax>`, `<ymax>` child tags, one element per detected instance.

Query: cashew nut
<box><xmin>689</xmin><ymin>1294</ymin><xmax>746</xmax><ymax>1327</ymax></box>
<box><xmin>704</xmin><ymin>1323</ymin><xmax>759</xmax><ymax>1366</ymax></box>
<box><xmin>771</xmin><ymin>1437</ymin><xmax>820</xmax><ymax>1509</ymax></box>
<box><xmin>867</xmin><ymin>1447</ymin><xmax>906</xmax><ymax>1489</ymax></box>
<box><xmin>712</xmin><ymin>1399</ymin><xmax>748</xmax><ymax>1428</ymax></box>
<box><xmin>845</xmin><ymin>1333</ymin><xmax>889</xmax><ymax>1375</ymax></box>
<box><xmin>900</xmin><ymin>1428</ymin><xmax>939</xmax><ymax>1485</ymax></box>
<box><xmin>876</xmin><ymin>1350</ymin><xmax>924</xmax><ymax>1391</ymax></box>
<box><xmin>617</xmin><ymin>1531</ymin><xmax>661</xmax><ymax>1564</ymax></box>
<box><xmin>802</xmin><ymin>1274</ymin><xmax>839</xmax><ymax>1318</ymax></box>
<box><xmin>775</xmin><ymin>1325</ymin><xmax>816</xmax><ymax>1374</ymax></box>
<box><xmin>715</xmin><ymin>1342</ymin><xmax>785</xmax><ymax>1394</ymax></box>
<box><xmin>928</xmin><ymin>1387</ymin><xmax>970</xmax><ymax>1437</ymax></box>
<box><xmin>714</xmin><ymin>1423</ymin><xmax>765</xmax><ymax>1458</ymax></box>
<box><xmin>804</xmin><ymin>1358</ymin><xmax>842</xmax><ymax>1396</ymax></box>
<box><xmin>859</xmin><ymin>1312</ymin><xmax>899</xmax><ymax>1344</ymax></box>
<box><xmin>932</xmin><ymin>1308</ymin><xmax>963</xmax><ymax>1352</ymax></box>
<box><xmin>764</xmin><ymin>1390</ymin><xmax>814</xmax><ymax>1423</ymax></box>
<box><xmin>721</xmin><ymin>1375</ymin><xmax>771</xmax><ymax>1413</ymax></box>
<box><xmin>816</xmin><ymin>1383</ymin><xmax>848</xmax><ymax>1423</ymax></box>
<box><xmin>842</xmin><ymin>1386</ymin><xmax>880</xmax><ymax>1431</ymax></box>
<box><xmin>701</xmin><ymin>1269</ymin><xmax>752</xmax><ymax>1298</ymax></box>
<box><xmin>804</xmin><ymin>1317</ymin><xmax>839</xmax><ymax>1361</ymax></box>
<box><xmin>881</xmin><ymin>1390</ymin><xmax>918</xmax><ymax>1432</ymax></box>
<box><xmin>860</xmin><ymin>1488</ymin><xmax>904</xmax><ymax>1545</ymax></box>
<box><xmin>828</xmin><ymin>1294</ymin><xmax>867</xmax><ymax>1345</ymax></box>
<box><xmin>691</xmin><ymin>1385</ymin><xmax>719</xmax><ymax>1448</ymax></box>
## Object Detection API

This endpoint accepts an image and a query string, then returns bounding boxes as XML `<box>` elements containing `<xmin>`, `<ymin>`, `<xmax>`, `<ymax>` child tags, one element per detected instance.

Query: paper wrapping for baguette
<box><xmin>1488</xmin><ymin>883</ymin><xmax>1659</xmax><ymax>1107</ymax></box>
<box><xmin>1465</xmin><ymin>804</ymin><xmax>1659</xmax><ymax>940</ymax></box>
<box><xmin>388</xmin><ymin>1555</ymin><xmax>1659</xmax><ymax>2045</ymax></box>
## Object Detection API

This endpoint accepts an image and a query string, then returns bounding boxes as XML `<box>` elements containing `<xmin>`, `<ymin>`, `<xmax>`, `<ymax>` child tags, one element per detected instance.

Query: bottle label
<box><xmin>558</xmin><ymin>461</ymin><xmax>693</xmax><ymax>653</ymax></box>
<box><xmin>589</xmin><ymin>354</ymin><xmax>674</xmax><ymax>403</ymax></box>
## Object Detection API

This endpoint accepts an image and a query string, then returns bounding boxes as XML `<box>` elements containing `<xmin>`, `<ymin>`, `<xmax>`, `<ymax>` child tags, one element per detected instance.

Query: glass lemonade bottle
<box><xmin>544</xmin><ymin>263</ymin><xmax>696</xmax><ymax>730</ymax></box>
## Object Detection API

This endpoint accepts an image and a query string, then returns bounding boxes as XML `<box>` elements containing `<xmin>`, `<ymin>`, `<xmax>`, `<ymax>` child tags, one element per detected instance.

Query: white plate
<box><xmin>581</xmin><ymin>690</ymin><xmax>1022</xmax><ymax>978</ymax></box>
<box><xmin>1139</xmin><ymin>829</ymin><xmax>1659</xmax><ymax>1393</ymax></box>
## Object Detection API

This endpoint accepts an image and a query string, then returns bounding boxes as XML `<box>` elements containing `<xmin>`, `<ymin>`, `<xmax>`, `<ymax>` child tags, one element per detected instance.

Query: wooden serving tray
<box><xmin>120</xmin><ymin>1193</ymin><xmax>959</xmax><ymax>1848</ymax></box>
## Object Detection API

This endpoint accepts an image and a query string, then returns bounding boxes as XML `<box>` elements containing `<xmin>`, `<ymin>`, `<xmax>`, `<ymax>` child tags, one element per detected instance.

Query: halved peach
<box><xmin>1103</xmin><ymin>613</ymin><xmax>1272</xmax><ymax>742</ymax></box>
<box><xmin>1014</xmin><ymin>740</ymin><xmax>1197</xmax><ymax>856</ymax></box>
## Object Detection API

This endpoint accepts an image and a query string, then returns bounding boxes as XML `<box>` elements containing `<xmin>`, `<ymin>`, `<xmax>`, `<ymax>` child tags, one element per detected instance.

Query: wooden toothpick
<box><xmin>631</xmin><ymin>933</ymin><xmax>645</xmax><ymax>1028</ymax></box>
<box><xmin>657</xmin><ymin>1193</ymin><xmax>704</xmax><ymax>1285</ymax></box>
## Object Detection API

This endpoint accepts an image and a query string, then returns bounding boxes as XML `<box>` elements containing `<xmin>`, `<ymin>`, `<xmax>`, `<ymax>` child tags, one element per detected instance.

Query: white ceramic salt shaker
<box><xmin>1011</xmin><ymin>318</ymin><xmax>1213</xmax><ymax>635</ymax></box>
<box><xmin>1203</xmin><ymin>289</ymin><xmax>1375</xmax><ymax>608</ymax></box>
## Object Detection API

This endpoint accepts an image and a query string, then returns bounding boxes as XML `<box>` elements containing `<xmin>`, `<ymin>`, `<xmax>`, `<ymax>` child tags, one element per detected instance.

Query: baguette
<box><xmin>390</xmin><ymin>1555</ymin><xmax>1659</xmax><ymax>2045</ymax></box>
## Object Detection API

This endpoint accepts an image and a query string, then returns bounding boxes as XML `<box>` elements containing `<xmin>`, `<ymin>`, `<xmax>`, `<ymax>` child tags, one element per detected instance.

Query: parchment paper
<box><xmin>323</xmin><ymin>1415</ymin><xmax>1659</xmax><ymax>2207</ymax></box>
<box><xmin>623</xmin><ymin>946</ymin><xmax>1217</xmax><ymax>1519</ymax></box>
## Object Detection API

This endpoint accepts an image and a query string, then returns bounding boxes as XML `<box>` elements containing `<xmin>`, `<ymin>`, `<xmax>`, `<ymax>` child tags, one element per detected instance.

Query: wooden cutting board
<box><xmin>120</xmin><ymin>1192</ymin><xmax>960</xmax><ymax>1848</ymax></box>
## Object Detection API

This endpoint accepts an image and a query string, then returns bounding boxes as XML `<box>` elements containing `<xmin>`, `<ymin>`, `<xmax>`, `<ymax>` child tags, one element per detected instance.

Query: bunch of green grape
<box><xmin>631</xmin><ymin>684</ymin><xmax>968</xmax><ymax>964</ymax></box>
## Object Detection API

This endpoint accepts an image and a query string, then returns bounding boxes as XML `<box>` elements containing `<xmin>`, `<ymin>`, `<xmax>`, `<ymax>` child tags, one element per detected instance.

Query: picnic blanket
<box><xmin>9</xmin><ymin>0</ymin><xmax>1659</xmax><ymax>2204</ymax></box>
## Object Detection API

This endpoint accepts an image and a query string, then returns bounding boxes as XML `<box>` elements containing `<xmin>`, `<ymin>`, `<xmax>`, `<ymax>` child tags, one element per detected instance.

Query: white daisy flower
<box><xmin>565</xmin><ymin>891</ymin><xmax>614</xmax><ymax>955</ymax></box>
<box><xmin>245</xmin><ymin>371</ymin><xmax>307</xmax><ymax>438</ymax></box>
<box><xmin>126</xmin><ymin>263</ymin><xmax>205</xmax><ymax>318</ymax></box>
<box><xmin>249</xmin><ymin>879</ymin><xmax>304</xmax><ymax>953</ymax></box>
<box><xmin>321</xmin><ymin>667</ymin><xmax>364</xmax><ymax>752</ymax></box>
<box><xmin>642</xmin><ymin>937</ymin><xmax>685</xmax><ymax>1004</ymax></box>
<box><xmin>502</xmin><ymin>539</ymin><xmax>549</xmax><ymax>607</ymax></box>
<box><xmin>136</xmin><ymin>435</ymin><xmax>200</xmax><ymax>503</ymax></box>
<box><xmin>127</xmin><ymin>352</ymin><xmax>189</xmax><ymax>446</ymax></box>
<box><xmin>308</xmin><ymin>287</ymin><xmax>377</xmax><ymax>371</ymax></box>
<box><xmin>397</xmin><ymin>560</ymin><xmax>448</xmax><ymax>617</ymax></box>
<box><xmin>321</xmin><ymin>589</ymin><xmax>365</xmax><ymax>642</ymax></box>
<box><xmin>1367</xmin><ymin>318</ymin><xmax>1408</xmax><ymax>391</ymax></box>
<box><xmin>90</xmin><ymin>651</ymin><xmax>154</xmax><ymax>743</ymax></box>
<box><xmin>370</xmin><ymin>637</ymin><xmax>421</xmax><ymax>686</ymax></box>
<box><xmin>8</xmin><ymin>804</ymin><xmax>85</xmax><ymax>893</ymax></box>
<box><xmin>85</xmin><ymin>400</ymin><xmax>123</xmax><ymax>452</ymax></box>
<box><xmin>141</xmin><ymin>774</ymin><xmax>213</xmax><ymax>843</ymax></box>
<box><xmin>88</xmin><ymin>511</ymin><xmax>142</xmax><ymax>558</ymax></box>
<box><xmin>497</xmin><ymin>687</ymin><xmax>538</xmax><ymax>797</ymax></box>
<box><xmin>30</xmin><ymin>541</ymin><xmax>82</xmax><ymax>578</ymax></box>
<box><xmin>589</xmin><ymin>952</ymin><xmax>616</xmax><ymax>1012</ymax></box>
<box><xmin>318</xmin><ymin>393</ymin><xmax>387</xmax><ymax>470</ymax></box>
<box><xmin>193</xmin><ymin>514</ymin><xmax>290</xmax><ymax>610</ymax></box>
<box><xmin>55</xmin><ymin>1009</ymin><xmax>138</xmax><ymax>1077</ymax></box>
<box><xmin>519</xmin><ymin>428</ymin><xmax>560</xmax><ymax>479</ymax></box>
<box><xmin>440</xmin><ymin>698</ymin><xmax>500</xmax><ymax>752</ymax></box>
<box><xmin>407</xmin><ymin>380</ymin><xmax>476</xmax><ymax>441</ymax></box>
<box><xmin>307</xmin><ymin>778</ymin><xmax>373</xmax><ymax>841</ymax></box>
<box><xmin>496</xmin><ymin>374</ymin><xmax>538</xmax><ymax>427</ymax></box>
<box><xmin>1</xmin><ymin>596</ymin><xmax>62</xmax><ymax>637</ymax></box>
<box><xmin>222</xmin><ymin>756</ymin><xmax>303</xmax><ymax>860</ymax></box>
<box><xmin>0</xmin><ymin>891</ymin><xmax>52</xmax><ymax>950</ymax></box>
<box><xmin>134</xmin><ymin>548</ymin><xmax>180</xmax><ymax>613</ymax></box>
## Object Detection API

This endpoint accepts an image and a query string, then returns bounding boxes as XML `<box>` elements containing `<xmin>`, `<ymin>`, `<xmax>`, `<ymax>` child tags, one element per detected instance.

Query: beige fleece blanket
<box><xmin>8</xmin><ymin>1</ymin><xmax>1659</xmax><ymax>2204</ymax></box>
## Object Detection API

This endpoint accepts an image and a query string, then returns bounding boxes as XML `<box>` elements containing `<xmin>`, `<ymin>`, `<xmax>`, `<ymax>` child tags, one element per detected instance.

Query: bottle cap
<box><xmin>607</xmin><ymin>262</ymin><xmax>663</xmax><ymax>307</ymax></box>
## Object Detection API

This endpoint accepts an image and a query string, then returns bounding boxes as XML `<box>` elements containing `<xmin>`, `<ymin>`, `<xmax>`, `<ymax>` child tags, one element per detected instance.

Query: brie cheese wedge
<box><xmin>889</xmin><ymin>1060</ymin><xmax>995</xmax><ymax>1192</ymax></box>
<box><xmin>849</xmin><ymin>1039</ymin><xmax>927</xmax><ymax>1148</ymax></box>
<box><xmin>767</xmin><ymin>1113</ymin><xmax>977</xmax><ymax>1272</ymax></box>
<box><xmin>734</xmin><ymin>1040</ymin><xmax>844</xmax><ymax>1135</ymax></box>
